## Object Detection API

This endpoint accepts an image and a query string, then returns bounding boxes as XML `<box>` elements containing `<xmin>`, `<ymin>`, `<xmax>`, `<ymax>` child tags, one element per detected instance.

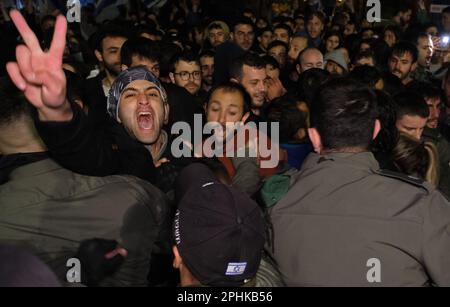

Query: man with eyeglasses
<box><xmin>169</xmin><ymin>51</ymin><xmax>203</xmax><ymax>96</ymax></box>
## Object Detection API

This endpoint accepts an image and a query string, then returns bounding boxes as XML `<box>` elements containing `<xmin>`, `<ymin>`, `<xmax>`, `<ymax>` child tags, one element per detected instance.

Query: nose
<box><xmin>219</xmin><ymin>111</ymin><xmax>227</xmax><ymax>124</ymax></box>
<box><xmin>137</xmin><ymin>93</ymin><xmax>149</xmax><ymax>105</ymax></box>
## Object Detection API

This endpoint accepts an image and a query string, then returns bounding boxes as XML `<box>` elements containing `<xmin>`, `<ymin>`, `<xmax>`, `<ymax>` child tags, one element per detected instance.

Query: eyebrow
<box><xmin>122</xmin><ymin>86</ymin><xmax>159</xmax><ymax>94</ymax></box>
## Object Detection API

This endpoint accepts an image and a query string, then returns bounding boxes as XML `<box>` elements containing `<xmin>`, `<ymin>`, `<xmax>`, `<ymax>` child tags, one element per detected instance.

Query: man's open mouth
<box><xmin>137</xmin><ymin>112</ymin><xmax>154</xmax><ymax>130</ymax></box>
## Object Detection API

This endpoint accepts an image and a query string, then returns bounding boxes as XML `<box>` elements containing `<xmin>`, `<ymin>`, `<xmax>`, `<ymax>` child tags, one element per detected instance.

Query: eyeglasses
<box><xmin>174</xmin><ymin>71</ymin><xmax>202</xmax><ymax>81</ymax></box>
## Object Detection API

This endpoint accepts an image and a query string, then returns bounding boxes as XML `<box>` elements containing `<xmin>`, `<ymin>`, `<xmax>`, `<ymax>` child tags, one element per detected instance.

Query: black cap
<box><xmin>174</xmin><ymin>163</ymin><xmax>265</xmax><ymax>286</ymax></box>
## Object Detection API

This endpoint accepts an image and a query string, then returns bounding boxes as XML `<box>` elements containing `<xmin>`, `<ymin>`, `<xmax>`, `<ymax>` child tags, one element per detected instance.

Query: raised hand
<box><xmin>6</xmin><ymin>10</ymin><xmax>72</xmax><ymax>121</ymax></box>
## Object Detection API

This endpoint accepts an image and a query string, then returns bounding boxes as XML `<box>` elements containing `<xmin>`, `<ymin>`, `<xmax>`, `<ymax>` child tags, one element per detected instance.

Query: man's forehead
<box><xmin>175</xmin><ymin>60</ymin><xmax>200</xmax><ymax>70</ymax></box>
<box><xmin>103</xmin><ymin>36</ymin><xmax>127</xmax><ymax>46</ymax></box>
<box><xmin>235</xmin><ymin>24</ymin><xmax>253</xmax><ymax>32</ymax></box>
<box><xmin>242</xmin><ymin>64</ymin><xmax>266</xmax><ymax>76</ymax></box>
<box><xmin>123</xmin><ymin>79</ymin><xmax>158</xmax><ymax>90</ymax></box>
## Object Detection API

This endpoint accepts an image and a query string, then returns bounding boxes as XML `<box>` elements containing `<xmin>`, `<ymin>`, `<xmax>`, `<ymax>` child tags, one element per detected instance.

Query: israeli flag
<box><xmin>225</xmin><ymin>262</ymin><xmax>247</xmax><ymax>276</ymax></box>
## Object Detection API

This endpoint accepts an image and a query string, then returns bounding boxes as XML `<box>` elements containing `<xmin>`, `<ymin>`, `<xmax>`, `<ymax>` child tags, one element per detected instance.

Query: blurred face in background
<box><xmin>288</xmin><ymin>36</ymin><xmax>308</xmax><ymax>63</ymax></box>
<box><xmin>258</xmin><ymin>30</ymin><xmax>273</xmax><ymax>50</ymax></box>
<box><xmin>307</xmin><ymin>15</ymin><xmax>324</xmax><ymax>39</ymax></box>
<box><xmin>232</xmin><ymin>24</ymin><xmax>255</xmax><ymax>51</ymax></box>
<box><xmin>325</xmin><ymin>35</ymin><xmax>340</xmax><ymax>53</ymax></box>
<box><xmin>384</xmin><ymin>30</ymin><xmax>397</xmax><ymax>48</ymax></box>
<box><xmin>417</xmin><ymin>36</ymin><xmax>434</xmax><ymax>68</ymax></box>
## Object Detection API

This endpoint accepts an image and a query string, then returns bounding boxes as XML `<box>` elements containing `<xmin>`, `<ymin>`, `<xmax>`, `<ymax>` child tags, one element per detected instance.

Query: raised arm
<box><xmin>6</xmin><ymin>9</ymin><xmax>72</xmax><ymax>122</ymax></box>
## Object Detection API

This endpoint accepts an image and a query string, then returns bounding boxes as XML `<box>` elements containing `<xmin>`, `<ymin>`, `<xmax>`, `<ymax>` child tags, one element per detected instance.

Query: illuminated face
<box><xmin>170</xmin><ymin>60</ymin><xmax>202</xmax><ymax>95</ymax></box>
<box><xmin>396</xmin><ymin>115</ymin><xmax>427</xmax><ymax>140</ymax></box>
<box><xmin>233</xmin><ymin>24</ymin><xmax>255</xmax><ymax>51</ymax></box>
<box><xmin>206</xmin><ymin>89</ymin><xmax>247</xmax><ymax>140</ymax></box>
<box><xmin>118</xmin><ymin>80</ymin><xmax>168</xmax><ymax>145</ymax></box>
<box><xmin>307</xmin><ymin>15</ymin><xmax>324</xmax><ymax>39</ymax></box>
<box><xmin>325</xmin><ymin>35</ymin><xmax>340</xmax><ymax>53</ymax></box>
<box><xmin>97</xmin><ymin>36</ymin><xmax>128</xmax><ymax>77</ymax></box>
<box><xmin>239</xmin><ymin>64</ymin><xmax>268</xmax><ymax>110</ymax></box>
<box><xmin>389</xmin><ymin>52</ymin><xmax>416</xmax><ymax>83</ymax></box>
<box><xmin>416</xmin><ymin>36</ymin><xmax>433</xmax><ymax>67</ymax></box>
<box><xmin>426</xmin><ymin>97</ymin><xmax>441</xmax><ymax>129</ymax></box>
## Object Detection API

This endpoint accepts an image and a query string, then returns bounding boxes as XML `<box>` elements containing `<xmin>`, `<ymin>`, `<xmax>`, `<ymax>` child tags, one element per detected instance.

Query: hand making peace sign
<box><xmin>6</xmin><ymin>10</ymin><xmax>72</xmax><ymax>121</ymax></box>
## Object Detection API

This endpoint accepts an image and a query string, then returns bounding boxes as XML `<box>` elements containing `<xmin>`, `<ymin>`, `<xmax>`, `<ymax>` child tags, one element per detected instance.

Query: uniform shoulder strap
<box><xmin>373</xmin><ymin>169</ymin><xmax>433</xmax><ymax>194</ymax></box>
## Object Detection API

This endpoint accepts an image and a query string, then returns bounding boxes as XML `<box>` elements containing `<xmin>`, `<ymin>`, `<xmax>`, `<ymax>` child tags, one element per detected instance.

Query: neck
<box><xmin>0</xmin><ymin>120</ymin><xmax>47</xmax><ymax>155</ymax></box>
<box><xmin>202</xmin><ymin>83</ymin><xmax>212</xmax><ymax>92</ymax></box>
<box><xmin>149</xmin><ymin>132</ymin><xmax>166</xmax><ymax>161</ymax></box>
<box><xmin>104</xmin><ymin>70</ymin><xmax>117</xmax><ymax>89</ymax></box>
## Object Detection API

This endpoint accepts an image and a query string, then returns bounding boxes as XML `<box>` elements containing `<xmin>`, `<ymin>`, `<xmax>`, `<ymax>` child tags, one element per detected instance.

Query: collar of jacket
<box><xmin>8</xmin><ymin>158</ymin><xmax>61</xmax><ymax>181</ymax></box>
<box><xmin>302</xmin><ymin>151</ymin><xmax>380</xmax><ymax>172</ymax></box>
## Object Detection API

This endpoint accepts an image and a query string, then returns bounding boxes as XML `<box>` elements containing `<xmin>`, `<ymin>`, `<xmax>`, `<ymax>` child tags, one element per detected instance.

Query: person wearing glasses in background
<box><xmin>169</xmin><ymin>51</ymin><xmax>207</xmax><ymax>109</ymax></box>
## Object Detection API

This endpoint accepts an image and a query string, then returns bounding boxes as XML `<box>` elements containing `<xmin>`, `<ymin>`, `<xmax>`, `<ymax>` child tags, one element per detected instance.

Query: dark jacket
<box><xmin>34</xmin><ymin>105</ymin><xmax>157</xmax><ymax>184</ymax></box>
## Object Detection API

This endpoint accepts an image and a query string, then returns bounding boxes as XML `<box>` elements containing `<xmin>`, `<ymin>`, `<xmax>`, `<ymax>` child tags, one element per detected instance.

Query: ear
<box><xmin>172</xmin><ymin>246</ymin><xmax>182</xmax><ymax>269</ymax></box>
<box><xmin>373</xmin><ymin>119</ymin><xmax>381</xmax><ymax>140</ymax></box>
<box><xmin>308</xmin><ymin>128</ymin><xmax>323</xmax><ymax>154</ymax></box>
<box><xmin>242</xmin><ymin>112</ymin><xmax>250</xmax><ymax>123</ymax></box>
<box><xmin>230</xmin><ymin>32</ymin><xmax>234</xmax><ymax>42</ymax></box>
<box><xmin>164</xmin><ymin>102</ymin><xmax>170</xmax><ymax>125</ymax></box>
<box><xmin>121</xmin><ymin>64</ymin><xmax>128</xmax><ymax>71</ymax></box>
<box><xmin>296</xmin><ymin>63</ymin><xmax>301</xmax><ymax>75</ymax></box>
<box><xmin>169</xmin><ymin>72</ymin><xmax>176</xmax><ymax>84</ymax></box>
<box><xmin>94</xmin><ymin>49</ymin><xmax>104</xmax><ymax>63</ymax></box>
<box><xmin>411</xmin><ymin>62</ymin><xmax>418</xmax><ymax>73</ymax></box>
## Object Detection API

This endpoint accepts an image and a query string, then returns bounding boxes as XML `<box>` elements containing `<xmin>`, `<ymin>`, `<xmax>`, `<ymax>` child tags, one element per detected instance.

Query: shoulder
<box><xmin>373</xmin><ymin>169</ymin><xmax>434</xmax><ymax>195</ymax></box>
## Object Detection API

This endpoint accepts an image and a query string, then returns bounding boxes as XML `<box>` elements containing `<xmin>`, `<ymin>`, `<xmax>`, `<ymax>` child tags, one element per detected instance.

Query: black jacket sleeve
<box><xmin>33</xmin><ymin>104</ymin><xmax>157</xmax><ymax>184</ymax></box>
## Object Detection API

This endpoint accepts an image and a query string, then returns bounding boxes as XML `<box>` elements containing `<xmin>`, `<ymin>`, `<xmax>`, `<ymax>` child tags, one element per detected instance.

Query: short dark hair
<box><xmin>349</xmin><ymin>65</ymin><xmax>381</xmax><ymax>88</ymax></box>
<box><xmin>390</xmin><ymin>41</ymin><xmax>418</xmax><ymax>63</ymax></box>
<box><xmin>199</xmin><ymin>49</ymin><xmax>216</xmax><ymax>59</ymax></box>
<box><xmin>94</xmin><ymin>25</ymin><xmax>129</xmax><ymax>52</ymax></box>
<box><xmin>169</xmin><ymin>51</ymin><xmax>200</xmax><ymax>73</ymax></box>
<box><xmin>273</xmin><ymin>23</ymin><xmax>293</xmax><ymax>38</ymax></box>
<box><xmin>297</xmin><ymin>68</ymin><xmax>330</xmax><ymax>106</ymax></box>
<box><xmin>395</xmin><ymin>3</ymin><xmax>412</xmax><ymax>15</ymax></box>
<box><xmin>310</xmin><ymin>77</ymin><xmax>378</xmax><ymax>151</ymax></box>
<box><xmin>232</xmin><ymin>17</ymin><xmax>254</xmax><ymax>33</ymax></box>
<box><xmin>393</xmin><ymin>91</ymin><xmax>429</xmax><ymax>119</ymax></box>
<box><xmin>261</xmin><ymin>55</ymin><xmax>280</xmax><ymax>70</ymax></box>
<box><xmin>206</xmin><ymin>82</ymin><xmax>252</xmax><ymax>114</ymax></box>
<box><xmin>267</xmin><ymin>40</ymin><xmax>288</xmax><ymax>52</ymax></box>
<box><xmin>265</xmin><ymin>95</ymin><xmax>308</xmax><ymax>143</ymax></box>
<box><xmin>443</xmin><ymin>6</ymin><xmax>450</xmax><ymax>14</ymax></box>
<box><xmin>229</xmin><ymin>53</ymin><xmax>265</xmax><ymax>80</ymax></box>
<box><xmin>257</xmin><ymin>26</ymin><xmax>273</xmax><ymax>38</ymax></box>
<box><xmin>407</xmin><ymin>82</ymin><xmax>442</xmax><ymax>102</ymax></box>
<box><xmin>0</xmin><ymin>78</ymin><xmax>31</xmax><ymax>126</ymax></box>
<box><xmin>383</xmin><ymin>25</ymin><xmax>402</xmax><ymax>41</ymax></box>
<box><xmin>120</xmin><ymin>36</ymin><xmax>161</xmax><ymax>67</ymax></box>
<box><xmin>413</xmin><ymin>32</ymin><xmax>431</xmax><ymax>46</ymax></box>
<box><xmin>352</xmin><ymin>50</ymin><xmax>376</xmax><ymax>65</ymax></box>
<box><xmin>306</xmin><ymin>11</ymin><xmax>326</xmax><ymax>25</ymax></box>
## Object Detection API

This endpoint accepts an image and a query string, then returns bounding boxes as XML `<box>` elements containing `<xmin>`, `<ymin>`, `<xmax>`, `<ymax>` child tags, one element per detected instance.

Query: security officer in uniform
<box><xmin>269</xmin><ymin>78</ymin><xmax>450</xmax><ymax>286</ymax></box>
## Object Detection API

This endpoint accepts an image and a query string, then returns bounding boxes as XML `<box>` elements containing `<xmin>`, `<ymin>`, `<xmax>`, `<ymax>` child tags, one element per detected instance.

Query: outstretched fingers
<box><xmin>9</xmin><ymin>9</ymin><xmax>42</xmax><ymax>53</ymax></box>
<box><xmin>49</xmin><ymin>15</ymin><xmax>68</xmax><ymax>61</ymax></box>
<box><xmin>6</xmin><ymin>62</ymin><xmax>27</xmax><ymax>91</ymax></box>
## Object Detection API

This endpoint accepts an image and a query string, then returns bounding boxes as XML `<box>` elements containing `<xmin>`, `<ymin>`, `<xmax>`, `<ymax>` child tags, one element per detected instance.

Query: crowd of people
<box><xmin>1</xmin><ymin>0</ymin><xmax>450</xmax><ymax>287</ymax></box>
